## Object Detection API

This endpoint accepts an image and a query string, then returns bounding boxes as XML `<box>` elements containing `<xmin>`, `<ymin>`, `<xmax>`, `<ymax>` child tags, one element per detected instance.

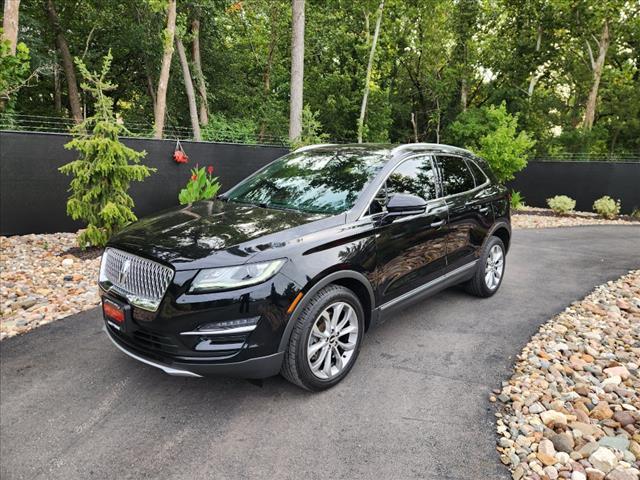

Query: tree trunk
<box><xmin>3</xmin><ymin>0</ymin><xmax>20</xmax><ymax>55</ymax></box>
<box><xmin>460</xmin><ymin>77</ymin><xmax>468</xmax><ymax>111</ymax></box>
<box><xmin>582</xmin><ymin>21</ymin><xmax>610</xmax><ymax>131</ymax></box>
<box><xmin>146</xmin><ymin>72</ymin><xmax>157</xmax><ymax>119</ymax></box>
<box><xmin>191</xmin><ymin>17</ymin><xmax>208</xmax><ymax>126</ymax></box>
<box><xmin>357</xmin><ymin>0</ymin><xmax>384</xmax><ymax>143</ymax></box>
<box><xmin>154</xmin><ymin>0</ymin><xmax>177</xmax><ymax>139</ymax></box>
<box><xmin>259</xmin><ymin>3</ymin><xmax>280</xmax><ymax>140</ymax></box>
<box><xmin>175</xmin><ymin>36</ymin><xmax>201</xmax><ymax>141</ymax></box>
<box><xmin>46</xmin><ymin>0</ymin><xmax>82</xmax><ymax>124</ymax></box>
<box><xmin>410</xmin><ymin>112</ymin><xmax>418</xmax><ymax>143</ymax></box>
<box><xmin>288</xmin><ymin>0</ymin><xmax>305</xmax><ymax>142</ymax></box>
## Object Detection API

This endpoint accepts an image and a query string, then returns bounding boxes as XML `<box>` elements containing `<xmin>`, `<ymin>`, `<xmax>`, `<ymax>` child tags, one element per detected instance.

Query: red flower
<box><xmin>207</xmin><ymin>165</ymin><xmax>214</xmax><ymax>175</ymax></box>
<box><xmin>191</xmin><ymin>174</ymin><xmax>198</xmax><ymax>181</ymax></box>
<box><xmin>173</xmin><ymin>150</ymin><xmax>188</xmax><ymax>164</ymax></box>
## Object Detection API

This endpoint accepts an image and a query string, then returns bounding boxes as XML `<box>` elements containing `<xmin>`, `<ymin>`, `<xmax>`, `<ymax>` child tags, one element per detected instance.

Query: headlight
<box><xmin>189</xmin><ymin>259</ymin><xmax>287</xmax><ymax>293</ymax></box>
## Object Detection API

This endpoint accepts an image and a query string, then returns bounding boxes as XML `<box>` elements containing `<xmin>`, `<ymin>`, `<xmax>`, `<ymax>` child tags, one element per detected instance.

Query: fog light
<box><xmin>199</xmin><ymin>317</ymin><xmax>259</xmax><ymax>331</ymax></box>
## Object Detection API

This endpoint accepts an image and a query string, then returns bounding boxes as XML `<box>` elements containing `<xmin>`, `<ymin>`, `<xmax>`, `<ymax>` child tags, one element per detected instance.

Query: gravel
<box><xmin>512</xmin><ymin>207</ymin><xmax>638</xmax><ymax>230</ymax></box>
<box><xmin>0</xmin><ymin>233</ymin><xmax>101</xmax><ymax>340</ymax></box>
<box><xmin>493</xmin><ymin>270</ymin><xmax>640</xmax><ymax>480</ymax></box>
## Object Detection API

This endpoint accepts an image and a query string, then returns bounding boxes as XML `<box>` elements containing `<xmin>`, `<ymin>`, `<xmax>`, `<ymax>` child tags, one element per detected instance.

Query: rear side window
<box><xmin>467</xmin><ymin>159</ymin><xmax>488</xmax><ymax>187</ymax></box>
<box><xmin>386</xmin><ymin>155</ymin><xmax>438</xmax><ymax>200</ymax></box>
<box><xmin>436</xmin><ymin>156</ymin><xmax>475</xmax><ymax>195</ymax></box>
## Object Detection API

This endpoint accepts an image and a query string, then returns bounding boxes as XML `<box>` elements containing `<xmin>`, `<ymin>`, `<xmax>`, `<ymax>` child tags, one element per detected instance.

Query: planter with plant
<box><xmin>178</xmin><ymin>165</ymin><xmax>221</xmax><ymax>205</ymax></box>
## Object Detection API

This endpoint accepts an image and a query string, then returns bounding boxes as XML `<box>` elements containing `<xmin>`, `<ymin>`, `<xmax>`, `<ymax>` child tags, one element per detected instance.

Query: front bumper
<box><xmin>104</xmin><ymin>324</ymin><xmax>285</xmax><ymax>379</ymax></box>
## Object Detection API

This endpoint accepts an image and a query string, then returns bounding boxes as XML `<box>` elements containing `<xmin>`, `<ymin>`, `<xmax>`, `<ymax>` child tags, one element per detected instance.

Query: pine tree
<box><xmin>59</xmin><ymin>50</ymin><xmax>154</xmax><ymax>248</ymax></box>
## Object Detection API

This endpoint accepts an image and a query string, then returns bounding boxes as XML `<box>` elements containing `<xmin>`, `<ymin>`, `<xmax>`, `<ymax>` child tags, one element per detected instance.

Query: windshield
<box><xmin>226</xmin><ymin>148</ymin><xmax>388</xmax><ymax>214</ymax></box>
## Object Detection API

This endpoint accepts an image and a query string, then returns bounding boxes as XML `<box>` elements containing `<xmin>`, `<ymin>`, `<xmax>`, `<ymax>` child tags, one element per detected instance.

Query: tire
<box><xmin>281</xmin><ymin>284</ymin><xmax>365</xmax><ymax>391</ymax></box>
<box><xmin>464</xmin><ymin>236</ymin><xmax>506</xmax><ymax>298</ymax></box>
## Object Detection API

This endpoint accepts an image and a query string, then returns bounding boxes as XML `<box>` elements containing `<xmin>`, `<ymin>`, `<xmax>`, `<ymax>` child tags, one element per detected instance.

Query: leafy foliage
<box><xmin>0</xmin><ymin>31</ymin><xmax>31</xmax><ymax>110</ymax></box>
<box><xmin>201</xmin><ymin>114</ymin><xmax>258</xmax><ymax>144</ymax></box>
<box><xmin>178</xmin><ymin>165</ymin><xmax>220</xmax><ymax>205</ymax></box>
<box><xmin>547</xmin><ymin>195</ymin><xmax>576</xmax><ymax>215</ymax></box>
<box><xmin>510</xmin><ymin>190</ymin><xmax>525</xmax><ymax>210</ymax></box>
<box><xmin>448</xmin><ymin>103</ymin><xmax>535</xmax><ymax>182</ymax></box>
<box><xmin>290</xmin><ymin>106</ymin><xmax>330</xmax><ymax>149</ymax></box>
<box><xmin>592</xmin><ymin>196</ymin><xmax>621</xmax><ymax>219</ymax></box>
<box><xmin>59</xmin><ymin>51</ymin><xmax>154</xmax><ymax>248</ymax></box>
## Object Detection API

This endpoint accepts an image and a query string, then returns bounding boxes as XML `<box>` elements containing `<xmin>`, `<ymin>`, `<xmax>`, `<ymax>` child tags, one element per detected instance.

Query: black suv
<box><xmin>100</xmin><ymin>143</ymin><xmax>510</xmax><ymax>390</ymax></box>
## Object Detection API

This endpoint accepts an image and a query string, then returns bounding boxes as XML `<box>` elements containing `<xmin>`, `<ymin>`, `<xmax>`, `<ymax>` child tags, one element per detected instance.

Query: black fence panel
<box><xmin>0</xmin><ymin>131</ymin><xmax>288</xmax><ymax>235</ymax></box>
<box><xmin>510</xmin><ymin>161</ymin><xmax>640</xmax><ymax>214</ymax></box>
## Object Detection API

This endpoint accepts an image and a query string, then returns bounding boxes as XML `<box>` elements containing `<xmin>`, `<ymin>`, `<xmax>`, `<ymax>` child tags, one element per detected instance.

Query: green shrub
<box><xmin>631</xmin><ymin>208</ymin><xmax>640</xmax><ymax>219</ymax></box>
<box><xmin>178</xmin><ymin>165</ymin><xmax>220</xmax><ymax>205</ymax></box>
<box><xmin>546</xmin><ymin>195</ymin><xmax>576</xmax><ymax>215</ymax></box>
<box><xmin>59</xmin><ymin>51</ymin><xmax>154</xmax><ymax>248</ymax></box>
<box><xmin>291</xmin><ymin>105</ymin><xmax>330</xmax><ymax>149</ymax></box>
<box><xmin>446</xmin><ymin>102</ymin><xmax>535</xmax><ymax>183</ymax></box>
<box><xmin>201</xmin><ymin>113</ymin><xmax>258</xmax><ymax>144</ymax></box>
<box><xmin>593</xmin><ymin>196</ymin><xmax>621</xmax><ymax>219</ymax></box>
<box><xmin>510</xmin><ymin>190</ymin><xmax>525</xmax><ymax>210</ymax></box>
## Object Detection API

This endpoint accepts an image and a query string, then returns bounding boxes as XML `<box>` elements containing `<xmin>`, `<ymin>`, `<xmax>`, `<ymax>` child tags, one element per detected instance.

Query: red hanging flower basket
<box><xmin>173</xmin><ymin>140</ymin><xmax>189</xmax><ymax>164</ymax></box>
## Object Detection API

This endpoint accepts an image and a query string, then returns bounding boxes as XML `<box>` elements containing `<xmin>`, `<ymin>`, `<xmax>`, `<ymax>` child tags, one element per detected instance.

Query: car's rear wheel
<box><xmin>465</xmin><ymin>236</ymin><xmax>506</xmax><ymax>298</ymax></box>
<box><xmin>281</xmin><ymin>285</ymin><xmax>364</xmax><ymax>391</ymax></box>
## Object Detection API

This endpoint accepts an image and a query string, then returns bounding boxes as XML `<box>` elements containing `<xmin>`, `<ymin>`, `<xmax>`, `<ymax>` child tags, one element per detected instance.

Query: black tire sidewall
<box><xmin>294</xmin><ymin>287</ymin><xmax>365</xmax><ymax>391</ymax></box>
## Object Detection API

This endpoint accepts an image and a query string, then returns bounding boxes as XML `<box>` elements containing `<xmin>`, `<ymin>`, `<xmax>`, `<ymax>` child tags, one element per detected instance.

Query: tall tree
<box><xmin>154</xmin><ymin>0</ymin><xmax>177</xmax><ymax>139</ymax></box>
<box><xmin>357</xmin><ymin>0</ymin><xmax>384</xmax><ymax>143</ymax></box>
<box><xmin>582</xmin><ymin>20</ymin><xmax>610</xmax><ymax>130</ymax></box>
<box><xmin>191</xmin><ymin>15</ymin><xmax>208</xmax><ymax>125</ymax></box>
<box><xmin>45</xmin><ymin>0</ymin><xmax>82</xmax><ymax>123</ymax></box>
<box><xmin>175</xmin><ymin>35</ymin><xmax>201</xmax><ymax>140</ymax></box>
<box><xmin>3</xmin><ymin>0</ymin><xmax>20</xmax><ymax>55</ymax></box>
<box><xmin>288</xmin><ymin>0</ymin><xmax>305</xmax><ymax>141</ymax></box>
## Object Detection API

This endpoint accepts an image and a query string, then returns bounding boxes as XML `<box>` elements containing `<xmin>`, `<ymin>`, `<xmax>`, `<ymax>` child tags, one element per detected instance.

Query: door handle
<box><xmin>478</xmin><ymin>206</ymin><xmax>490</xmax><ymax>214</ymax></box>
<box><xmin>430</xmin><ymin>219</ymin><xmax>445</xmax><ymax>228</ymax></box>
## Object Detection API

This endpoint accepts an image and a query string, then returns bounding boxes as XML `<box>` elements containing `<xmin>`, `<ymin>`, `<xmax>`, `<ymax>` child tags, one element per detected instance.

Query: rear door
<box><xmin>370</xmin><ymin>155</ymin><xmax>449</xmax><ymax>305</ymax></box>
<box><xmin>435</xmin><ymin>155</ymin><xmax>492</xmax><ymax>269</ymax></box>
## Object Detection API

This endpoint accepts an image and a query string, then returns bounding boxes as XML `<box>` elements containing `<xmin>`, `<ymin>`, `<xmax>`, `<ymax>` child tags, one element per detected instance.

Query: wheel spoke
<box><xmin>330</xmin><ymin>303</ymin><xmax>344</xmax><ymax>330</ymax></box>
<box><xmin>338</xmin><ymin>325</ymin><xmax>357</xmax><ymax>336</ymax></box>
<box><xmin>308</xmin><ymin>340</ymin><xmax>326</xmax><ymax>357</ymax></box>
<box><xmin>312</xmin><ymin>324</ymin><xmax>329</xmax><ymax>339</ymax></box>
<box><xmin>485</xmin><ymin>271</ymin><xmax>493</xmax><ymax>286</ymax></box>
<box><xmin>332</xmin><ymin>346</ymin><xmax>343</xmax><ymax>371</ymax></box>
<box><xmin>311</xmin><ymin>345</ymin><xmax>329</xmax><ymax>371</ymax></box>
<box><xmin>335</xmin><ymin>307</ymin><xmax>354</xmax><ymax>333</ymax></box>
<box><xmin>322</xmin><ymin>346</ymin><xmax>333</xmax><ymax>377</ymax></box>
<box><xmin>337</xmin><ymin>339</ymin><xmax>356</xmax><ymax>351</ymax></box>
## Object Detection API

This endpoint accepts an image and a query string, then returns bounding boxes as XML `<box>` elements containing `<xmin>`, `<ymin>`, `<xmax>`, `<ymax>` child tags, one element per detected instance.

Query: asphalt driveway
<box><xmin>2</xmin><ymin>226</ymin><xmax>639</xmax><ymax>480</ymax></box>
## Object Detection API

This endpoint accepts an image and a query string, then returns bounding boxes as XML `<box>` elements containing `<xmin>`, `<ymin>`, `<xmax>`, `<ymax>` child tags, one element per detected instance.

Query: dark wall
<box><xmin>510</xmin><ymin>161</ymin><xmax>640</xmax><ymax>214</ymax></box>
<box><xmin>0</xmin><ymin>131</ymin><xmax>288</xmax><ymax>235</ymax></box>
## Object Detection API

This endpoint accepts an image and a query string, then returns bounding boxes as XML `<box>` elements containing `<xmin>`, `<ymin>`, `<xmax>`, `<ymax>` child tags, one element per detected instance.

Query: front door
<box><xmin>371</xmin><ymin>155</ymin><xmax>449</xmax><ymax>305</ymax></box>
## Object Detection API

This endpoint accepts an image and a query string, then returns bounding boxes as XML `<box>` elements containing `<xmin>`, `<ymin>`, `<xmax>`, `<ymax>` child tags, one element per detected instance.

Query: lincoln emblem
<box><xmin>118</xmin><ymin>259</ymin><xmax>131</xmax><ymax>284</ymax></box>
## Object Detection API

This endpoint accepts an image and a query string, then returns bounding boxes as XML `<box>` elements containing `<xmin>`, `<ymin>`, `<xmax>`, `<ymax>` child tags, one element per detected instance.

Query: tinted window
<box><xmin>467</xmin><ymin>159</ymin><xmax>488</xmax><ymax>186</ymax></box>
<box><xmin>386</xmin><ymin>155</ymin><xmax>438</xmax><ymax>200</ymax></box>
<box><xmin>437</xmin><ymin>156</ymin><xmax>475</xmax><ymax>195</ymax></box>
<box><xmin>227</xmin><ymin>149</ymin><xmax>387</xmax><ymax>214</ymax></box>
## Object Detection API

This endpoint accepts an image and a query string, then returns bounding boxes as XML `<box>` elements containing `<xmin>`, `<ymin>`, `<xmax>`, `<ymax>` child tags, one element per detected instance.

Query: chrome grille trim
<box><xmin>99</xmin><ymin>248</ymin><xmax>174</xmax><ymax>311</ymax></box>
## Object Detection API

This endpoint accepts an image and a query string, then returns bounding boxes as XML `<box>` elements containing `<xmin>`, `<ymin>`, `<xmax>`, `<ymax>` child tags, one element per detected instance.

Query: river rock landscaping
<box><xmin>512</xmin><ymin>207</ymin><xmax>639</xmax><ymax>230</ymax></box>
<box><xmin>0</xmin><ymin>233</ymin><xmax>101</xmax><ymax>340</ymax></box>
<box><xmin>493</xmin><ymin>270</ymin><xmax>640</xmax><ymax>480</ymax></box>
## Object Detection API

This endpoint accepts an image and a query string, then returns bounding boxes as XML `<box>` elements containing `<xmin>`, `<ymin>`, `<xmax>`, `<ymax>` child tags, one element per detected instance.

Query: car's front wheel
<box><xmin>281</xmin><ymin>285</ymin><xmax>364</xmax><ymax>391</ymax></box>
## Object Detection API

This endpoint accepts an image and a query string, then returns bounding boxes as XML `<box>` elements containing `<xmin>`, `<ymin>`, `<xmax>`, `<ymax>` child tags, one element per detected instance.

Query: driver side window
<box><xmin>368</xmin><ymin>155</ymin><xmax>438</xmax><ymax>215</ymax></box>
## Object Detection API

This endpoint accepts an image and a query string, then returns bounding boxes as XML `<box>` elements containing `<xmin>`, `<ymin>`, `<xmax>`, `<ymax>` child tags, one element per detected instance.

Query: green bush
<box><xmin>547</xmin><ymin>195</ymin><xmax>576</xmax><ymax>215</ymax></box>
<box><xmin>178</xmin><ymin>165</ymin><xmax>220</xmax><ymax>205</ymax></box>
<box><xmin>593</xmin><ymin>196</ymin><xmax>621</xmax><ymax>219</ymax></box>
<box><xmin>446</xmin><ymin>102</ymin><xmax>535</xmax><ymax>183</ymax></box>
<box><xmin>631</xmin><ymin>208</ymin><xmax>640</xmax><ymax>219</ymax></box>
<box><xmin>291</xmin><ymin>105</ymin><xmax>330</xmax><ymax>149</ymax></box>
<box><xmin>510</xmin><ymin>190</ymin><xmax>525</xmax><ymax>210</ymax></box>
<box><xmin>201</xmin><ymin>113</ymin><xmax>258</xmax><ymax>144</ymax></box>
<box><xmin>59</xmin><ymin>51</ymin><xmax>154</xmax><ymax>248</ymax></box>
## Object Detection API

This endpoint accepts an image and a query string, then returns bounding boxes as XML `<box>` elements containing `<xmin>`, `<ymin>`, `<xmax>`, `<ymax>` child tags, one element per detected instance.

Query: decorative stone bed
<box><xmin>493</xmin><ymin>270</ymin><xmax>640</xmax><ymax>480</ymax></box>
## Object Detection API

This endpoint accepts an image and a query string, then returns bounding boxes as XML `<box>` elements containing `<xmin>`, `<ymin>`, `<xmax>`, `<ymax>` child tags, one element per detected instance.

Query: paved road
<box><xmin>2</xmin><ymin>226</ymin><xmax>639</xmax><ymax>480</ymax></box>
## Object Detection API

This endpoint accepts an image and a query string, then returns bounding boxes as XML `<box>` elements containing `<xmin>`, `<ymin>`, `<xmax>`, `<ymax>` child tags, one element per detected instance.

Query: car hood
<box><xmin>109</xmin><ymin>200</ymin><xmax>337</xmax><ymax>270</ymax></box>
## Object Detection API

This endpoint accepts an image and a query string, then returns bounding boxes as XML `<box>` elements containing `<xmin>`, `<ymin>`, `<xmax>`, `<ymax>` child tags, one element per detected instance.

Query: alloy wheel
<box><xmin>484</xmin><ymin>244</ymin><xmax>504</xmax><ymax>290</ymax></box>
<box><xmin>306</xmin><ymin>301</ymin><xmax>359</xmax><ymax>380</ymax></box>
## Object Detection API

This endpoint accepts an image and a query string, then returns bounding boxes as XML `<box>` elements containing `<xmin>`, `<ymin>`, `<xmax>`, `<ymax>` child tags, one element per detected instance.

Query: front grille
<box><xmin>100</xmin><ymin>248</ymin><xmax>174</xmax><ymax>311</ymax></box>
<box><xmin>133</xmin><ymin>329</ymin><xmax>179</xmax><ymax>352</ymax></box>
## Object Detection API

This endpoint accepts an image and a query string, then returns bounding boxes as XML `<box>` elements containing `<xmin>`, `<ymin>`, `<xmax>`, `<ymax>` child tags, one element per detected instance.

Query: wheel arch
<box><xmin>277</xmin><ymin>270</ymin><xmax>375</xmax><ymax>353</ymax></box>
<box><xmin>487</xmin><ymin>221</ymin><xmax>511</xmax><ymax>252</ymax></box>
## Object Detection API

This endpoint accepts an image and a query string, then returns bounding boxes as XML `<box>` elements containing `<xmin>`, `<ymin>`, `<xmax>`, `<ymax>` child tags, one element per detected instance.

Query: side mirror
<box><xmin>385</xmin><ymin>193</ymin><xmax>427</xmax><ymax>218</ymax></box>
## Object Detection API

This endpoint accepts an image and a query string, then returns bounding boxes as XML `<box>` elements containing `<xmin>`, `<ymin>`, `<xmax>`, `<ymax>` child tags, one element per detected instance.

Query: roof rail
<box><xmin>389</xmin><ymin>143</ymin><xmax>468</xmax><ymax>156</ymax></box>
<box><xmin>294</xmin><ymin>143</ymin><xmax>337</xmax><ymax>153</ymax></box>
